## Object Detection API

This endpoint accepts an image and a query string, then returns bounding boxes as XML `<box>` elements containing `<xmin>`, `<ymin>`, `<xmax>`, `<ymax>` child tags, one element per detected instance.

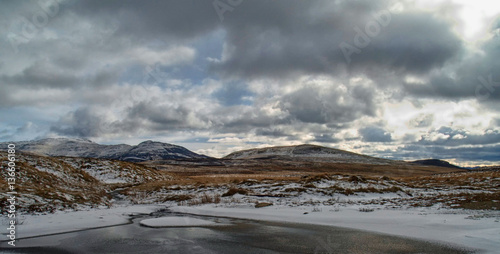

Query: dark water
<box><xmin>0</xmin><ymin>212</ymin><xmax>476</xmax><ymax>254</ymax></box>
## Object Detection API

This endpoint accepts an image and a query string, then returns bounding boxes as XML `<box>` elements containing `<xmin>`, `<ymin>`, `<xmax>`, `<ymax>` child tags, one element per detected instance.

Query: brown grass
<box><xmin>222</xmin><ymin>187</ymin><xmax>249</xmax><ymax>197</ymax></box>
<box><xmin>398</xmin><ymin>170</ymin><xmax>500</xmax><ymax>190</ymax></box>
<box><xmin>449</xmin><ymin>192</ymin><xmax>500</xmax><ymax>210</ymax></box>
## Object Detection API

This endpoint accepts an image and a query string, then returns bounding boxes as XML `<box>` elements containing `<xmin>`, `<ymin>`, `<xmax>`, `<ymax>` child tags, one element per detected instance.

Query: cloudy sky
<box><xmin>1</xmin><ymin>0</ymin><xmax>499</xmax><ymax>165</ymax></box>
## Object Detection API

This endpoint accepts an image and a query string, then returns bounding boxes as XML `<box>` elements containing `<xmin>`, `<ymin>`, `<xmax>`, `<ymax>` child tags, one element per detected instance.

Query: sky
<box><xmin>0</xmin><ymin>0</ymin><xmax>499</xmax><ymax>166</ymax></box>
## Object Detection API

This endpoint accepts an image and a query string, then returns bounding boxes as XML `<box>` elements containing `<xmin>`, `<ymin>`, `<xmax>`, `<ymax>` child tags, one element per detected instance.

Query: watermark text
<box><xmin>5</xmin><ymin>144</ymin><xmax>17</xmax><ymax>246</ymax></box>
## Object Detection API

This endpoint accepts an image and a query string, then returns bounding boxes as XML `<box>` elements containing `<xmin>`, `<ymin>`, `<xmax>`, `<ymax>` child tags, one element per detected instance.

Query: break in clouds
<box><xmin>0</xmin><ymin>0</ymin><xmax>499</xmax><ymax>165</ymax></box>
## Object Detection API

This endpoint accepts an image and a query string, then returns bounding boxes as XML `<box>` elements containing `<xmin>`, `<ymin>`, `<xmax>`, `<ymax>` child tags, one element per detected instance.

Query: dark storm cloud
<box><xmin>210</xmin><ymin>0</ymin><xmax>463</xmax><ymax>80</ymax></box>
<box><xmin>213</xmin><ymin>106</ymin><xmax>290</xmax><ymax>134</ymax></box>
<box><xmin>279</xmin><ymin>82</ymin><xmax>377</xmax><ymax>124</ymax></box>
<box><xmin>404</xmin><ymin>23</ymin><xmax>500</xmax><ymax>102</ymax></box>
<box><xmin>1</xmin><ymin>61</ymin><xmax>81</xmax><ymax>88</ymax></box>
<box><xmin>356</xmin><ymin>12</ymin><xmax>462</xmax><ymax>73</ymax></box>
<box><xmin>50</xmin><ymin>102</ymin><xmax>205</xmax><ymax>137</ymax></box>
<box><xmin>359</xmin><ymin>126</ymin><xmax>392</xmax><ymax>142</ymax></box>
<box><xmin>388</xmin><ymin>144</ymin><xmax>500</xmax><ymax>163</ymax></box>
<box><xmin>255</xmin><ymin>127</ymin><xmax>291</xmax><ymax>138</ymax></box>
<box><xmin>125</xmin><ymin>101</ymin><xmax>200</xmax><ymax>130</ymax></box>
<box><xmin>72</xmin><ymin>0</ymin><xmax>219</xmax><ymax>42</ymax></box>
<box><xmin>254</xmin><ymin>124</ymin><xmax>343</xmax><ymax>143</ymax></box>
<box><xmin>0</xmin><ymin>0</ymin><xmax>471</xmax><ymax>107</ymax></box>
<box><xmin>0</xmin><ymin>61</ymin><xmax>119</xmax><ymax>90</ymax></box>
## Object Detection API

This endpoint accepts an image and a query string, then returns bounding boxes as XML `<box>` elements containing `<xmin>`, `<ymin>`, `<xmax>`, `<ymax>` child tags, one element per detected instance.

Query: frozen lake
<box><xmin>0</xmin><ymin>212</ymin><xmax>474</xmax><ymax>254</ymax></box>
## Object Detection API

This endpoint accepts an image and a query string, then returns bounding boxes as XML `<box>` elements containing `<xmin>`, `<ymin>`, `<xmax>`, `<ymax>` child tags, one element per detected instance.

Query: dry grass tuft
<box><xmin>185</xmin><ymin>193</ymin><xmax>221</xmax><ymax>206</ymax></box>
<box><xmin>222</xmin><ymin>187</ymin><xmax>249</xmax><ymax>197</ymax></box>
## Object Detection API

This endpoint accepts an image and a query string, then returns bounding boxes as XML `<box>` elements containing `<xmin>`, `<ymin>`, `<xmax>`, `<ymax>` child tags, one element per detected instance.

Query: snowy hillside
<box><xmin>59</xmin><ymin>156</ymin><xmax>172</xmax><ymax>184</ymax></box>
<box><xmin>0</xmin><ymin>151</ymin><xmax>172</xmax><ymax>213</ymax></box>
<box><xmin>116</xmin><ymin>140</ymin><xmax>206</xmax><ymax>162</ymax></box>
<box><xmin>0</xmin><ymin>138</ymin><xmax>208</xmax><ymax>162</ymax></box>
<box><xmin>224</xmin><ymin>144</ymin><xmax>394</xmax><ymax>164</ymax></box>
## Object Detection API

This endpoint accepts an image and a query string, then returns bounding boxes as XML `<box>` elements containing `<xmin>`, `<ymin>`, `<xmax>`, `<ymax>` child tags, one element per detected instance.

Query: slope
<box><xmin>0</xmin><ymin>151</ymin><xmax>172</xmax><ymax>213</ymax></box>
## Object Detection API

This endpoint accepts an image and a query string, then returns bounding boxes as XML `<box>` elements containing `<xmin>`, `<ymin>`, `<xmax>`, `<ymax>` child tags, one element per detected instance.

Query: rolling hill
<box><xmin>410</xmin><ymin>159</ymin><xmax>462</xmax><ymax>169</ymax></box>
<box><xmin>224</xmin><ymin>144</ymin><xmax>394</xmax><ymax>164</ymax></box>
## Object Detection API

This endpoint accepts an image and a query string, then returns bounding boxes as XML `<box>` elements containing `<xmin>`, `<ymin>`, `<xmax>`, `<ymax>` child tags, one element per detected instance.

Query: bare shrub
<box><xmin>303</xmin><ymin>183</ymin><xmax>316</xmax><ymax>188</ymax></box>
<box><xmin>222</xmin><ymin>187</ymin><xmax>248</xmax><ymax>197</ymax></box>
<box><xmin>187</xmin><ymin>192</ymin><xmax>221</xmax><ymax>206</ymax></box>
<box><xmin>348</xmin><ymin>175</ymin><xmax>366</xmax><ymax>183</ymax></box>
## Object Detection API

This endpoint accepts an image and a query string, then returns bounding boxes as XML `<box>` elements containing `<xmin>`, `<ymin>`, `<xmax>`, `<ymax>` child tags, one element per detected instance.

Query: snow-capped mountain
<box><xmin>1</xmin><ymin>138</ymin><xmax>208</xmax><ymax>162</ymax></box>
<box><xmin>116</xmin><ymin>140</ymin><xmax>207</xmax><ymax>162</ymax></box>
<box><xmin>224</xmin><ymin>144</ymin><xmax>394</xmax><ymax>164</ymax></box>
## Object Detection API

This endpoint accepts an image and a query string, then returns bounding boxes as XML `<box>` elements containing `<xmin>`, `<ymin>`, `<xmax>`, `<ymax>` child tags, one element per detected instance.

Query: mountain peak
<box><xmin>138</xmin><ymin>140</ymin><xmax>157</xmax><ymax>145</ymax></box>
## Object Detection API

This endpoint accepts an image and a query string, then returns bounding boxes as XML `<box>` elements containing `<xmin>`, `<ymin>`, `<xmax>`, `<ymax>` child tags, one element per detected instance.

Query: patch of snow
<box><xmin>0</xmin><ymin>205</ymin><xmax>161</xmax><ymax>239</ymax></box>
<box><xmin>35</xmin><ymin>166</ymin><xmax>65</xmax><ymax>179</ymax></box>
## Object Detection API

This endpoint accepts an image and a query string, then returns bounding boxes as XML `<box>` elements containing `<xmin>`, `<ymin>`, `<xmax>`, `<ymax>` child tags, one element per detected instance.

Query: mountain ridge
<box><xmin>410</xmin><ymin>159</ymin><xmax>462</xmax><ymax>169</ymax></box>
<box><xmin>0</xmin><ymin>138</ymin><xmax>208</xmax><ymax>162</ymax></box>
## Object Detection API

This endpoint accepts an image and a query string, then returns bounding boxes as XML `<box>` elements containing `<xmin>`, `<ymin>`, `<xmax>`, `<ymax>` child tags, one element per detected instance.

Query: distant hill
<box><xmin>224</xmin><ymin>144</ymin><xmax>394</xmax><ymax>165</ymax></box>
<box><xmin>0</xmin><ymin>138</ymin><xmax>208</xmax><ymax>162</ymax></box>
<box><xmin>410</xmin><ymin>159</ymin><xmax>462</xmax><ymax>169</ymax></box>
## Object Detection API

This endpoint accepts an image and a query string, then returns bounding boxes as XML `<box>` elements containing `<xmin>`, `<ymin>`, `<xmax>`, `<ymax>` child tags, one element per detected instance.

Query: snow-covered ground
<box><xmin>0</xmin><ymin>205</ymin><xmax>161</xmax><ymax>239</ymax></box>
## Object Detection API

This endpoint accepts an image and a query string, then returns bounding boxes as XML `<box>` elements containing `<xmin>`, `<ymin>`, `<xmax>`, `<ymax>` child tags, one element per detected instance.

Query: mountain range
<box><xmin>0</xmin><ymin>138</ymin><xmax>208</xmax><ymax>162</ymax></box>
<box><xmin>2</xmin><ymin>138</ymin><xmax>464</xmax><ymax>169</ymax></box>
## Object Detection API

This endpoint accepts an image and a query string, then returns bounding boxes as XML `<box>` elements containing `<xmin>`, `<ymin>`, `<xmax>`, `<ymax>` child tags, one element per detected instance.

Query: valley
<box><xmin>1</xmin><ymin>139</ymin><xmax>499</xmax><ymax>253</ymax></box>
